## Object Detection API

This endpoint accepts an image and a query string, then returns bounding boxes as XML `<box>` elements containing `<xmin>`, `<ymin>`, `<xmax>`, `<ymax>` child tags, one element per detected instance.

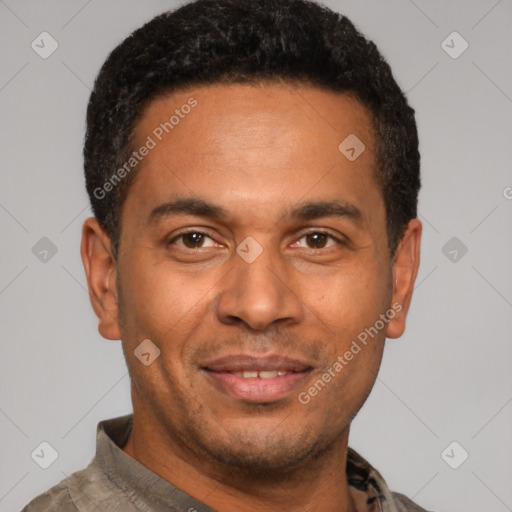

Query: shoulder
<box><xmin>20</xmin><ymin>460</ymin><xmax>127</xmax><ymax>512</ymax></box>
<box><xmin>390</xmin><ymin>491</ymin><xmax>434</xmax><ymax>512</ymax></box>
<box><xmin>20</xmin><ymin>477</ymin><xmax>79</xmax><ymax>512</ymax></box>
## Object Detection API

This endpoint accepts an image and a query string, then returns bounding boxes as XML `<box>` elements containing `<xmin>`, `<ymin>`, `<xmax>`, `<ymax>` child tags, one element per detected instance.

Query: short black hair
<box><xmin>84</xmin><ymin>0</ymin><xmax>420</xmax><ymax>257</ymax></box>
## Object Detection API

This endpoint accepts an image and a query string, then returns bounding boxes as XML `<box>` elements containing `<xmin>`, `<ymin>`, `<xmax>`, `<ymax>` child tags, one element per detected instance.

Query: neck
<box><xmin>123</xmin><ymin>400</ymin><xmax>356</xmax><ymax>512</ymax></box>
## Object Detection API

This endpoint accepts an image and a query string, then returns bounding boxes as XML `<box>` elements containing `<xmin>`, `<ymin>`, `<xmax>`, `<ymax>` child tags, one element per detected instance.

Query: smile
<box><xmin>201</xmin><ymin>355</ymin><xmax>313</xmax><ymax>403</ymax></box>
<box><xmin>230</xmin><ymin>370</ymin><xmax>290</xmax><ymax>379</ymax></box>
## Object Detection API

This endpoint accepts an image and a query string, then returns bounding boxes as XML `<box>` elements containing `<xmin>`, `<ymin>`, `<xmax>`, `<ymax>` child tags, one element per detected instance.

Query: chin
<box><xmin>191</xmin><ymin>422</ymin><xmax>335</xmax><ymax>475</ymax></box>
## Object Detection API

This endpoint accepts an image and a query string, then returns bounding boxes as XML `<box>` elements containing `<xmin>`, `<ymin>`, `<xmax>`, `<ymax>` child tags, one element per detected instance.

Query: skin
<box><xmin>81</xmin><ymin>83</ymin><xmax>421</xmax><ymax>512</ymax></box>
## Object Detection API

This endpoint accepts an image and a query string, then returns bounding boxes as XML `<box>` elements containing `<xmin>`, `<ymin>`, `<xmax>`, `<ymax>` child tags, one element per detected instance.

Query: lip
<box><xmin>201</xmin><ymin>354</ymin><xmax>313</xmax><ymax>403</ymax></box>
<box><xmin>202</xmin><ymin>354</ymin><xmax>311</xmax><ymax>373</ymax></box>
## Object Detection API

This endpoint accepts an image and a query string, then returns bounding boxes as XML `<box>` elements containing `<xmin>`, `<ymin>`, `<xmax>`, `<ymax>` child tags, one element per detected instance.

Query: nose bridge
<box><xmin>216</xmin><ymin>239</ymin><xmax>303</xmax><ymax>330</ymax></box>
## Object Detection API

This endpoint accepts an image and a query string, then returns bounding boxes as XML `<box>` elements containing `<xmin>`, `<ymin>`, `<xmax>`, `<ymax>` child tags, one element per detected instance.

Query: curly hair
<box><xmin>84</xmin><ymin>0</ymin><xmax>420</xmax><ymax>257</ymax></box>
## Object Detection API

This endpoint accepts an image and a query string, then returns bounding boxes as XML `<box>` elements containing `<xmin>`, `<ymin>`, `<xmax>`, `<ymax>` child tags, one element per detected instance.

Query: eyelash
<box><xmin>168</xmin><ymin>229</ymin><xmax>345</xmax><ymax>251</ymax></box>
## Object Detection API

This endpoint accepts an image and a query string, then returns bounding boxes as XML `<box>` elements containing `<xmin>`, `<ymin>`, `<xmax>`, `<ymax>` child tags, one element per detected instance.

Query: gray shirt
<box><xmin>21</xmin><ymin>414</ymin><xmax>429</xmax><ymax>512</ymax></box>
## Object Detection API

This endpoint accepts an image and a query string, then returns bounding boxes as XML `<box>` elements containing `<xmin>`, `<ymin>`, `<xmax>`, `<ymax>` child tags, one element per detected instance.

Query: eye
<box><xmin>170</xmin><ymin>231</ymin><xmax>218</xmax><ymax>249</ymax></box>
<box><xmin>292</xmin><ymin>231</ymin><xmax>341</xmax><ymax>250</ymax></box>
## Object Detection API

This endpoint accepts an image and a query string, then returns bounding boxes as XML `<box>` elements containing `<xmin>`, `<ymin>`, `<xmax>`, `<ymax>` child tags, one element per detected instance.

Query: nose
<box><xmin>216</xmin><ymin>244</ymin><xmax>304</xmax><ymax>331</ymax></box>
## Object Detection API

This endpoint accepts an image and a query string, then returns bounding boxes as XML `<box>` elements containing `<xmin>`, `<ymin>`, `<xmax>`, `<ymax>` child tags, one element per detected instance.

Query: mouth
<box><xmin>229</xmin><ymin>370</ymin><xmax>293</xmax><ymax>379</ymax></box>
<box><xmin>201</xmin><ymin>355</ymin><xmax>313</xmax><ymax>403</ymax></box>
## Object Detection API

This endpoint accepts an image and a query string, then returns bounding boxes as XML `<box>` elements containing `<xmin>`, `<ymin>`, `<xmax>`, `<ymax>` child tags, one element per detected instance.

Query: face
<box><xmin>82</xmin><ymin>83</ymin><xmax>420</xmax><ymax>473</ymax></box>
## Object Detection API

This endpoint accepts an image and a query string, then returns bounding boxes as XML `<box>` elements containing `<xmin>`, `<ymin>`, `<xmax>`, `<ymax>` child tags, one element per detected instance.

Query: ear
<box><xmin>80</xmin><ymin>217</ymin><xmax>121</xmax><ymax>340</ymax></box>
<box><xmin>386</xmin><ymin>218</ymin><xmax>422</xmax><ymax>339</ymax></box>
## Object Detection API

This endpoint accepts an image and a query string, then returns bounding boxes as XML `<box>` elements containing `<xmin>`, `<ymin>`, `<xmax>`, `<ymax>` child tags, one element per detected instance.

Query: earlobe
<box><xmin>386</xmin><ymin>218</ymin><xmax>422</xmax><ymax>339</ymax></box>
<box><xmin>80</xmin><ymin>217</ymin><xmax>122</xmax><ymax>340</ymax></box>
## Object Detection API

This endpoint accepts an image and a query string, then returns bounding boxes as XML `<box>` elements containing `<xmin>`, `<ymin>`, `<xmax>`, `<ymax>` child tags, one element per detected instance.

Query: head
<box><xmin>81</xmin><ymin>0</ymin><xmax>421</xmax><ymax>476</ymax></box>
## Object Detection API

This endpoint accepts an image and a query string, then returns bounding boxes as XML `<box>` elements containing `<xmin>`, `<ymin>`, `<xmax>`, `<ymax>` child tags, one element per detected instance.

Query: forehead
<box><xmin>125</xmin><ymin>83</ymin><xmax>383</xmax><ymax>228</ymax></box>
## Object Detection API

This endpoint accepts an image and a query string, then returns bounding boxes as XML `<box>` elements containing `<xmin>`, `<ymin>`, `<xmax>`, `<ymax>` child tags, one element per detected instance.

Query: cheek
<box><xmin>118</xmin><ymin>255</ymin><xmax>215</xmax><ymax>345</ymax></box>
<box><xmin>306</xmin><ymin>266</ymin><xmax>390</xmax><ymax>333</ymax></box>
<box><xmin>301</xmin><ymin>335</ymin><xmax>384</xmax><ymax>432</ymax></box>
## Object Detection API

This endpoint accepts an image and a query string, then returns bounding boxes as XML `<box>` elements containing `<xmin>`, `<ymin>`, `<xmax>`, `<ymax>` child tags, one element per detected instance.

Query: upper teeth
<box><xmin>232</xmin><ymin>370</ymin><xmax>289</xmax><ymax>379</ymax></box>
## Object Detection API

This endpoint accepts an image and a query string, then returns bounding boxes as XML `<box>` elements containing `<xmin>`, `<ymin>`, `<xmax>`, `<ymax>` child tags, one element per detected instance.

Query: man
<box><xmin>23</xmin><ymin>0</ymin><xmax>428</xmax><ymax>510</ymax></box>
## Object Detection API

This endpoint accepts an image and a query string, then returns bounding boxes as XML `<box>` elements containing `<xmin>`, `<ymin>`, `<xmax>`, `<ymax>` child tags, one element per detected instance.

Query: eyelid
<box><xmin>167</xmin><ymin>228</ymin><xmax>347</xmax><ymax>249</ymax></box>
<box><xmin>299</xmin><ymin>225</ymin><xmax>347</xmax><ymax>239</ymax></box>
<box><xmin>293</xmin><ymin>229</ymin><xmax>346</xmax><ymax>248</ymax></box>
<box><xmin>168</xmin><ymin>228</ymin><xmax>220</xmax><ymax>247</ymax></box>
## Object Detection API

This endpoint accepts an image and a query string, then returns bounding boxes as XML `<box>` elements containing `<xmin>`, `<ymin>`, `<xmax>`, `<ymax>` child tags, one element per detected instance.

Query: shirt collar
<box><xmin>96</xmin><ymin>414</ymin><xmax>215</xmax><ymax>512</ymax></box>
<box><xmin>95</xmin><ymin>414</ymin><xmax>402</xmax><ymax>512</ymax></box>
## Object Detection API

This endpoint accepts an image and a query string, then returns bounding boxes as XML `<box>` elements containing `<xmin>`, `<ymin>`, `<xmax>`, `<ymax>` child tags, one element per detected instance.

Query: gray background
<box><xmin>1</xmin><ymin>1</ymin><xmax>511</xmax><ymax>511</ymax></box>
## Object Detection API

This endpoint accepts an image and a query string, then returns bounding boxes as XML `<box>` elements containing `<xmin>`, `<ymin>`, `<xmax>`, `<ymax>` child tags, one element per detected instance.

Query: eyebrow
<box><xmin>147</xmin><ymin>197</ymin><xmax>362</xmax><ymax>225</ymax></box>
<box><xmin>285</xmin><ymin>200</ymin><xmax>361</xmax><ymax>223</ymax></box>
<box><xmin>148</xmin><ymin>198</ymin><xmax>230</xmax><ymax>224</ymax></box>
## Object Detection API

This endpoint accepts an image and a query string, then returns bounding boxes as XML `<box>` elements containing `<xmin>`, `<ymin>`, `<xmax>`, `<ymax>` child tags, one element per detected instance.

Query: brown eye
<box><xmin>305</xmin><ymin>232</ymin><xmax>329</xmax><ymax>249</ymax></box>
<box><xmin>182</xmin><ymin>233</ymin><xmax>205</xmax><ymax>248</ymax></box>
<box><xmin>171</xmin><ymin>232</ymin><xmax>216</xmax><ymax>249</ymax></box>
<box><xmin>292</xmin><ymin>232</ymin><xmax>339</xmax><ymax>250</ymax></box>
